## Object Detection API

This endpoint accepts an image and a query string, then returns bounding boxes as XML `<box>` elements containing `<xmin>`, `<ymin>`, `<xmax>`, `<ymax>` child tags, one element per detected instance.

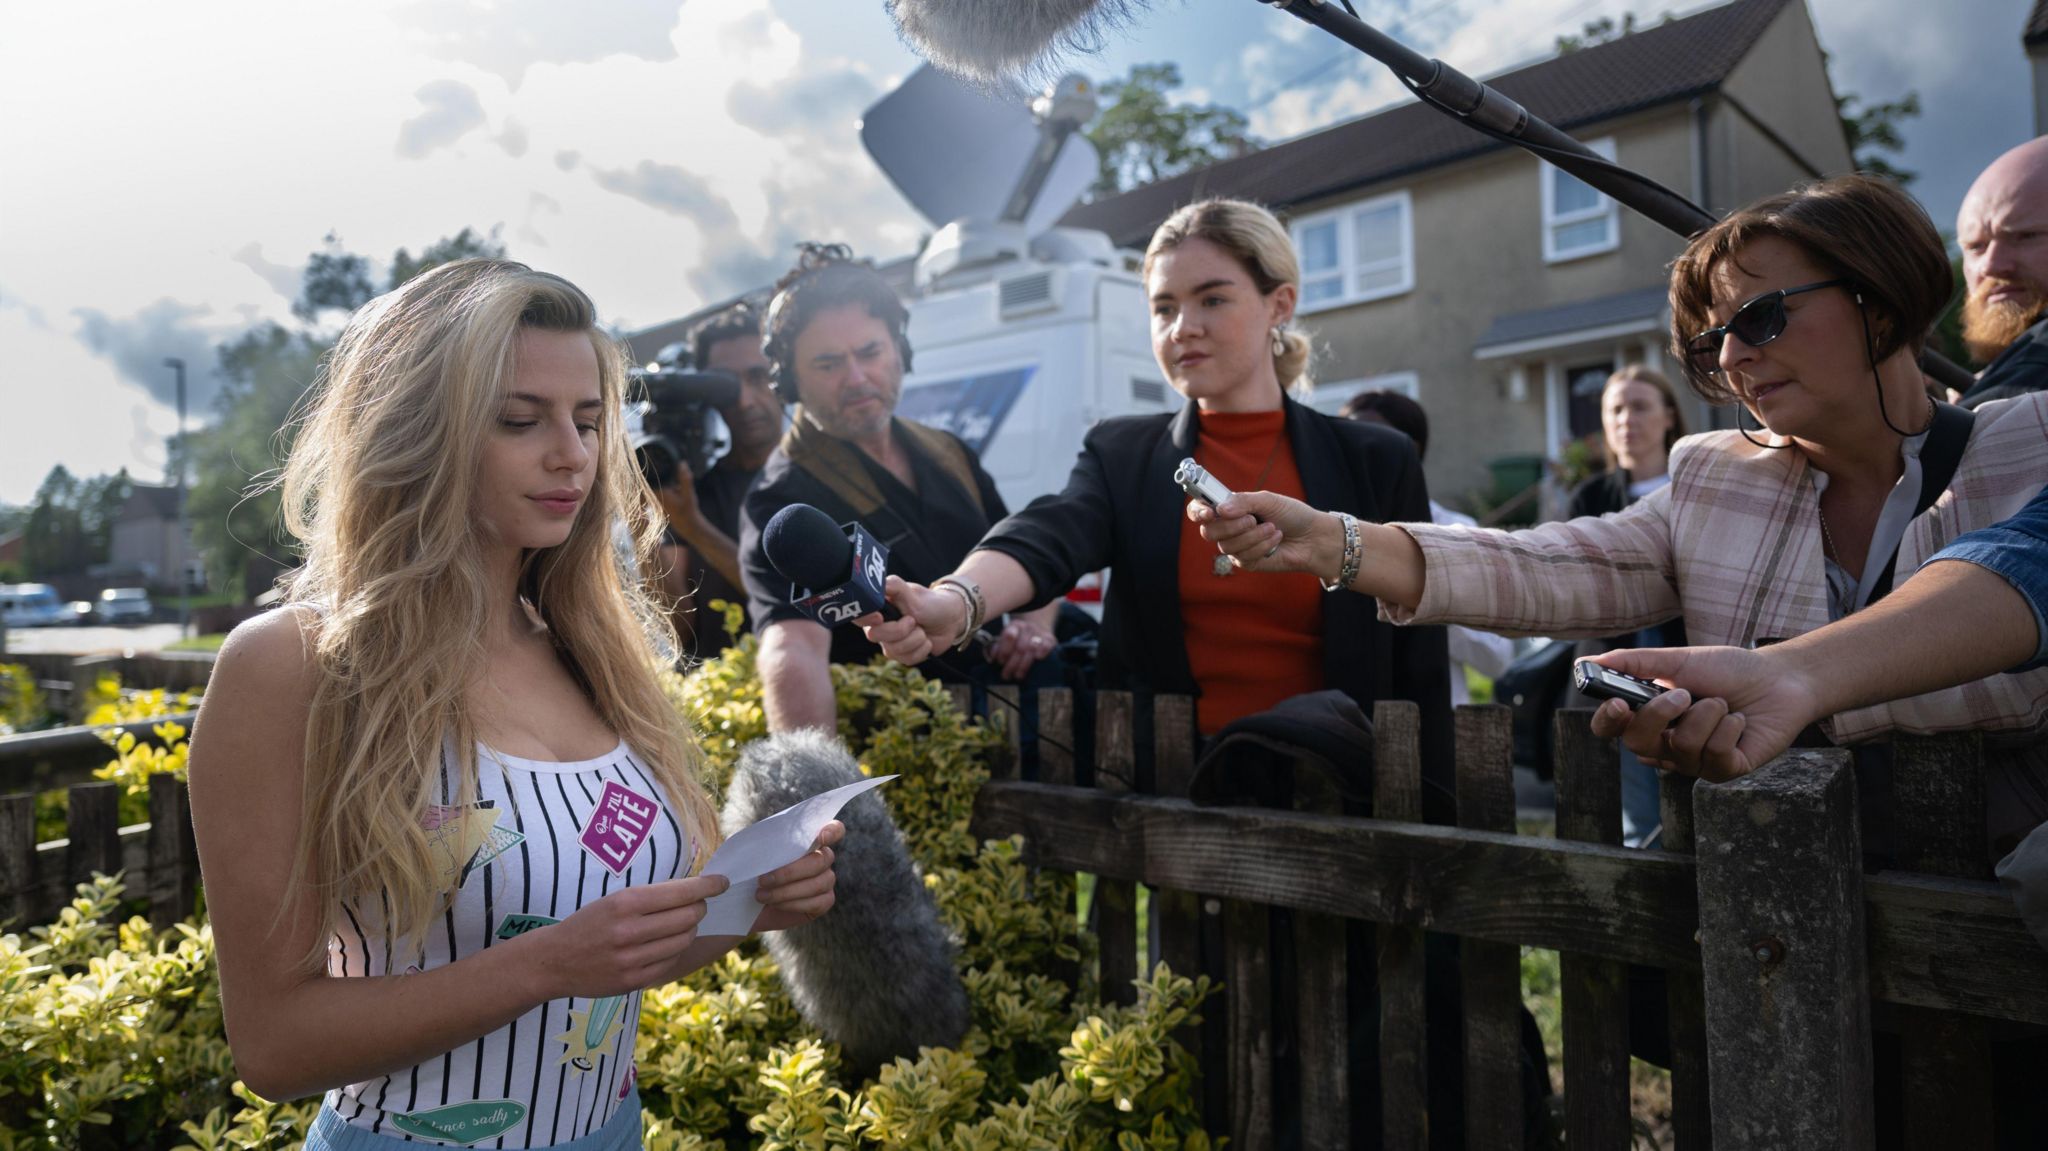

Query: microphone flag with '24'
<box><xmin>761</xmin><ymin>503</ymin><xmax>892</xmax><ymax>629</ymax></box>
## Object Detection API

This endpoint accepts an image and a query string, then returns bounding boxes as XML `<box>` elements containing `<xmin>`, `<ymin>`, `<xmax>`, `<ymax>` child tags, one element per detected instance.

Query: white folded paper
<box><xmin>697</xmin><ymin>774</ymin><xmax>895</xmax><ymax>936</ymax></box>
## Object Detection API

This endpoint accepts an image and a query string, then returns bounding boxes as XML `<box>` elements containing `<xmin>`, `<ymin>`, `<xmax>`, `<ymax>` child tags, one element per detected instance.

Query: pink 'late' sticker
<box><xmin>579</xmin><ymin>781</ymin><xmax>658</xmax><ymax>876</ymax></box>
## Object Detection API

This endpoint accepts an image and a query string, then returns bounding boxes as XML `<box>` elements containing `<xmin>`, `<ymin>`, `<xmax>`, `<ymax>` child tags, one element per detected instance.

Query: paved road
<box><xmin>0</xmin><ymin>623</ymin><xmax>189</xmax><ymax>655</ymax></box>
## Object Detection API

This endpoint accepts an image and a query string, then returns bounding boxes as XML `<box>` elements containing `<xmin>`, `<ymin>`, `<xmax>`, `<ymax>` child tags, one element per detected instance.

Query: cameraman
<box><xmin>654</xmin><ymin>304</ymin><xmax>783</xmax><ymax>658</ymax></box>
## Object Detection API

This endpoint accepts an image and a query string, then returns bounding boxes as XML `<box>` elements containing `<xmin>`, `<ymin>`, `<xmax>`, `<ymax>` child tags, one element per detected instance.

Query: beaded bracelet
<box><xmin>933</xmin><ymin>575</ymin><xmax>987</xmax><ymax>651</ymax></box>
<box><xmin>1319</xmin><ymin>512</ymin><xmax>1362</xmax><ymax>592</ymax></box>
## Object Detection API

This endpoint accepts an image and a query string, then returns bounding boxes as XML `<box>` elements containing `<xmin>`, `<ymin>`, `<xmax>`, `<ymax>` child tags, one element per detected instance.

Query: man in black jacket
<box><xmin>737</xmin><ymin>244</ymin><xmax>1058</xmax><ymax>732</ymax></box>
<box><xmin>1956</xmin><ymin>137</ymin><xmax>2048</xmax><ymax>409</ymax></box>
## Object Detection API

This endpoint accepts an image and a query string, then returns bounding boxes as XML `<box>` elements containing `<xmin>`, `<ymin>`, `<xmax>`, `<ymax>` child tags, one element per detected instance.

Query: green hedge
<box><xmin>1</xmin><ymin>616</ymin><xmax>1214</xmax><ymax>1150</ymax></box>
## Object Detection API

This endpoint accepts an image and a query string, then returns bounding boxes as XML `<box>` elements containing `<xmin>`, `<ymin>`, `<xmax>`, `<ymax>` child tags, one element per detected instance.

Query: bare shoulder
<box><xmin>189</xmin><ymin>606</ymin><xmax>323</xmax><ymax>774</ymax></box>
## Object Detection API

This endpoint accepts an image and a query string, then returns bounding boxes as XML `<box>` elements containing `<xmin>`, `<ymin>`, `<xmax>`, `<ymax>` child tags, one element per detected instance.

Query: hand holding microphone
<box><xmin>856</xmin><ymin>575</ymin><xmax>970</xmax><ymax>668</ymax></box>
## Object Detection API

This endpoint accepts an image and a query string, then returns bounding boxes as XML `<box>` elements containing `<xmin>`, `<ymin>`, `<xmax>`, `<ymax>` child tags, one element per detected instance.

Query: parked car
<box><xmin>66</xmin><ymin>600</ymin><xmax>95</xmax><ymax>625</ymax></box>
<box><xmin>0</xmin><ymin>583</ymin><xmax>75</xmax><ymax>628</ymax></box>
<box><xmin>95</xmin><ymin>587</ymin><xmax>155</xmax><ymax>624</ymax></box>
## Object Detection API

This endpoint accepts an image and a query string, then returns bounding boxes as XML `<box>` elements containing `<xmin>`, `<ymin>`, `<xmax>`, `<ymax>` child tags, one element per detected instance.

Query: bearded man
<box><xmin>1956</xmin><ymin>136</ymin><xmax>2048</xmax><ymax>409</ymax></box>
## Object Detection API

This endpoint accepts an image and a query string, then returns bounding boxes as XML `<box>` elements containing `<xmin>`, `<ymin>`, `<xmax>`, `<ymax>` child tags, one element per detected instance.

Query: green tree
<box><xmin>291</xmin><ymin>231</ymin><xmax>376</xmax><ymax>322</ymax></box>
<box><xmin>20</xmin><ymin>465</ymin><xmax>130</xmax><ymax>580</ymax></box>
<box><xmin>188</xmin><ymin>230</ymin><xmax>508</xmax><ymax>594</ymax></box>
<box><xmin>1837</xmin><ymin>89</ymin><xmax>1920</xmax><ymax>185</ymax></box>
<box><xmin>388</xmin><ymin>226</ymin><xmax>506</xmax><ymax>289</ymax></box>
<box><xmin>1083</xmin><ymin>63</ymin><xmax>1258</xmax><ymax>197</ymax></box>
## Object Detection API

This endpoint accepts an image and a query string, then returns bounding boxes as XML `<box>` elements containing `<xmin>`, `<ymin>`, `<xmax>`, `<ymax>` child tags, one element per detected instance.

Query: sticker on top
<box><xmin>579</xmin><ymin>781</ymin><xmax>659</xmax><ymax>876</ymax></box>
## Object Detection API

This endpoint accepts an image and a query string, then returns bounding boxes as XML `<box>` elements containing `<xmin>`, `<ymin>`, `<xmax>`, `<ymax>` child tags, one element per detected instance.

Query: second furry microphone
<box><xmin>886</xmin><ymin>0</ymin><xmax>1147</xmax><ymax>88</ymax></box>
<box><xmin>722</xmin><ymin>729</ymin><xmax>970</xmax><ymax>1078</ymax></box>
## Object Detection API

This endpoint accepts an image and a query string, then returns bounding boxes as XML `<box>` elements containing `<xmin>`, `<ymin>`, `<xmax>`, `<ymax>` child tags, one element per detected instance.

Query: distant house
<box><xmin>1058</xmin><ymin>0</ymin><xmax>1854</xmax><ymax>509</ymax></box>
<box><xmin>2030</xmin><ymin>0</ymin><xmax>2048</xmax><ymax>135</ymax></box>
<box><xmin>107</xmin><ymin>484</ymin><xmax>196</xmax><ymax>590</ymax></box>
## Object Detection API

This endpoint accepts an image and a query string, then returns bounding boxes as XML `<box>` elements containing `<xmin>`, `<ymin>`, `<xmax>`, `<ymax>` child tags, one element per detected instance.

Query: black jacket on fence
<box><xmin>975</xmin><ymin>394</ymin><xmax>1457</xmax><ymax>812</ymax></box>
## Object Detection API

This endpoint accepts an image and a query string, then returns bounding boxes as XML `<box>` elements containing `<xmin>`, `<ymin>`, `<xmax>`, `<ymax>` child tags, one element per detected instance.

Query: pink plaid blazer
<box><xmin>1387</xmin><ymin>391</ymin><xmax>2048</xmax><ymax>744</ymax></box>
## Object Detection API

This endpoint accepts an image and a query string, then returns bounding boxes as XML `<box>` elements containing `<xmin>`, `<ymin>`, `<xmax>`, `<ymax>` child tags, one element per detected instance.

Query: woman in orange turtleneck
<box><xmin>857</xmin><ymin>199</ymin><xmax>1451</xmax><ymax>763</ymax></box>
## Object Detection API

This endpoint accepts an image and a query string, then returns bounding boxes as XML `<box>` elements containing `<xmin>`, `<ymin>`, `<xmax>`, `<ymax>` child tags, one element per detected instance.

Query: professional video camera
<box><xmin>627</xmin><ymin>342</ymin><xmax>743</xmax><ymax>492</ymax></box>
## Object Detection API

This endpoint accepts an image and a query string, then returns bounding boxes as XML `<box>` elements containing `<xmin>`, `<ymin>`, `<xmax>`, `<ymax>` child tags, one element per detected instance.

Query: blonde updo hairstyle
<box><xmin>274</xmin><ymin>258</ymin><xmax>720</xmax><ymax>968</ymax></box>
<box><xmin>1144</xmin><ymin>198</ymin><xmax>1314</xmax><ymax>397</ymax></box>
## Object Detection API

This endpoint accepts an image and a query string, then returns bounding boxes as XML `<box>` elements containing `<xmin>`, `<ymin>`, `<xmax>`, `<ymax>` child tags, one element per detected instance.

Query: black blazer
<box><xmin>978</xmin><ymin>396</ymin><xmax>1455</xmax><ymax>799</ymax></box>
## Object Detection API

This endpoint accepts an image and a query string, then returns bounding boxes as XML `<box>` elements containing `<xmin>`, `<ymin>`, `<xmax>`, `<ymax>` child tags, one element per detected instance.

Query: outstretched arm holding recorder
<box><xmin>1581</xmin><ymin>484</ymin><xmax>2048</xmax><ymax>781</ymax></box>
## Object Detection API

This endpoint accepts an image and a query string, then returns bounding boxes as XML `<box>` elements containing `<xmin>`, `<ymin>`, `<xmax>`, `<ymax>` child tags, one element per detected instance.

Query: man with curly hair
<box><xmin>738</xmin><ymin>244</ymin><xmax>1059</xmax><ymax>732</ymax></box>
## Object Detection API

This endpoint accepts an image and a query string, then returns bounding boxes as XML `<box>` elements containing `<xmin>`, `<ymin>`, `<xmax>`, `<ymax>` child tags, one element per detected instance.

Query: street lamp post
<box><xmin>164</xmin><ymin>357</ymin><xmax>188</xmax><ymax>638</ymax></box>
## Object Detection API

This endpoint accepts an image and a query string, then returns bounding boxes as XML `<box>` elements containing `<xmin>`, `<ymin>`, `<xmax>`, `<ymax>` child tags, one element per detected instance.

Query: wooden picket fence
<box><xmin>955</xmin><ymin>684</ymin><xmax>2048</xmax><ymax>1151</ymax></box>
<box><xmin>5</xmin><ymin>684</ymin><xmax>2047</xmax><ymax>1149</ymax></box>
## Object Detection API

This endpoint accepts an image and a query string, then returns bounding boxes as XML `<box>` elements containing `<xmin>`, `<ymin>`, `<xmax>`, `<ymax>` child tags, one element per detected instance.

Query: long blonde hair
<box><xmin>275</xmin><ymin>258</ymin><xmax>719</xmax><ymax>965</ymax></box>
<box><xmin>1144</xmin><ymin>198</ymin><xmax>1315</xmax><ymax>397</ymax></box>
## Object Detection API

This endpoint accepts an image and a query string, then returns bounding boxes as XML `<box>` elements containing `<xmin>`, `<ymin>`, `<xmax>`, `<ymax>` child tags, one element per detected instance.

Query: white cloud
<box><xmin>396</xmin><ymin>79</ymin><xmax>489</xmax><ymax>159</ymax></box>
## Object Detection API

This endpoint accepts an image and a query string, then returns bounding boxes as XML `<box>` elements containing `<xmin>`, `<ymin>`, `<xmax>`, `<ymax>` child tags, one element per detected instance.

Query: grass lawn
<box><xmin>163</xmin><ymin>633</ymin><xmax>227</xmax><ymax>653</ymax></box>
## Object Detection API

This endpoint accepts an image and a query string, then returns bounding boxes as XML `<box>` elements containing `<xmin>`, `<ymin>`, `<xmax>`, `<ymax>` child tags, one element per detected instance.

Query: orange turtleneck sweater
<box><xmin>1176</xmin><ymin>409</ymin><xmax>1326</xmax><ymax>735</ymax></box>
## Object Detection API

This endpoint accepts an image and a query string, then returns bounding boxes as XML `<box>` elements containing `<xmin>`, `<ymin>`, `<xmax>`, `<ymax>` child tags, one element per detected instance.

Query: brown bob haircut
<box><xmin>1667</xmin><ymin>174</ymin><xmax>1952</xmax><ymax>405</ymax></box>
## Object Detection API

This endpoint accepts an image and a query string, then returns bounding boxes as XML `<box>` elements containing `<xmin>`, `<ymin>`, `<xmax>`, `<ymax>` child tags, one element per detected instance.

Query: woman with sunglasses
<box><xmin>1192</xmin><ymin>174</ymin><xmax>2048</xmax><ymax>816</ymax></box>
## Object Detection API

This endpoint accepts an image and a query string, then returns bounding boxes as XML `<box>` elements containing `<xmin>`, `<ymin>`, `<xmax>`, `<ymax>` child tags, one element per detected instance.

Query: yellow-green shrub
<box><xmin>0</xmin><ymin>663</ymin><xmax>42</xmax><ymax>735</ymax></box>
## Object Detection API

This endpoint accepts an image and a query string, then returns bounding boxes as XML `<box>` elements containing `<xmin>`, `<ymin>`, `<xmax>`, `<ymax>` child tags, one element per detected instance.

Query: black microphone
<box><xmin>761</xmin><ymin>503</ymin><xmax>893</xmax><ymax>628</ymax></box>
<box><xmin>761</xmin><ymin>503</ymin><xmax>998</xmax><ymax>654</ymax></box>
<box><xmin>722</xmin><ymin>729</ymin><xmax>970</xmax><ymax>1080</ymax></box>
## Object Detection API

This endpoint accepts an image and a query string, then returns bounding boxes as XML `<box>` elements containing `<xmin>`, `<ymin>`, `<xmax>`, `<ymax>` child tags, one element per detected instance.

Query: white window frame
<box><xmin>1309</xmin><ymin>371</ymin><xmax>1421</xmax><ymax>417</ymax></box>
<box><xmin>1541</xmin><ymin>136</ymin><xmax>1621</xmax><ymax>263</ymax></box>
<box><xmin>1290</xmin><ymin>190</ymin><xmax>1415</xmax><ymax>314</ymax></box>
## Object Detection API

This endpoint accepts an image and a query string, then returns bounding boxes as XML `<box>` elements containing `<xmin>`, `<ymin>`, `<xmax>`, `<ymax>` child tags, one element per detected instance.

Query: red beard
<box><xmin>1962</xmin><ymin>279</ymin><xmax>2047</xmax><ymax>364</ymax></box>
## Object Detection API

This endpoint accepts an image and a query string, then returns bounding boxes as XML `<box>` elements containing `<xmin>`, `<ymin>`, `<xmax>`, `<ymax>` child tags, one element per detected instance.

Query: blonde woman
<box><xmin>859</xmin><ymin>198</ymin><xmax>1451</xmax><ymax>758</ymax></box>
<box><xmin>188</xmin><ymin>260</ymin><xmax>841</xmax><ymax>1150</ymax></box>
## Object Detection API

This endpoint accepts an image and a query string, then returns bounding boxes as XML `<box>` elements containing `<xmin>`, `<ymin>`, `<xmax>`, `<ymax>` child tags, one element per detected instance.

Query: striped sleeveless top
<box><xmin>323</xmin><ymin>739</ymin><xmax>696</xmax><ymax>1147</ymax></box>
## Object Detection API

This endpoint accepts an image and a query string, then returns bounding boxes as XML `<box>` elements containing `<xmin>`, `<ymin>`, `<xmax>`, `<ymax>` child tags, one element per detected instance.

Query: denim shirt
<box><xmin>1926</xmin><ymin>481</ymin><xmax>2048</xmax><ymax>671</ymax></box>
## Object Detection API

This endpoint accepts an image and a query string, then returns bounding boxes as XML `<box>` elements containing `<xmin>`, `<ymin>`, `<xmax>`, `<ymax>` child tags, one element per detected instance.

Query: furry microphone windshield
<box><xmin>721</xmin><ymin>729</ymin><xmax>971</xmax><ymax>1078</ymax></box>
<box><xmin>885</xmin><ymin>0</ymin><xmax>1147</xmax><ymax>88</ymax></box>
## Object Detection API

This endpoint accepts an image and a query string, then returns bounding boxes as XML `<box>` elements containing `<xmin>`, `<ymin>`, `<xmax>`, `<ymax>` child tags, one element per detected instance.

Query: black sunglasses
<box><xmin>1685</xmin><ymin>279</ymin><xmax>1849</xmax><ymax>374</ymax></box>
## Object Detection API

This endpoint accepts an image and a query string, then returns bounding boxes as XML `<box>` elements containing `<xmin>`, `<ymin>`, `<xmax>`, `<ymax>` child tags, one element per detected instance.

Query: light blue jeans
<box><xmin>302</xmin><ymin>1093</ymin><xmax>642</xmax><ymax>1151</ymax></box>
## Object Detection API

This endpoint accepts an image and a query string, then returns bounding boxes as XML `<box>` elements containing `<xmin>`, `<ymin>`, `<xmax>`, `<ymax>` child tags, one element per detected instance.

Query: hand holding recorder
<box><xmin>1580</xmin><ymin>648</ymin><xmax>1826</xmax><ymax>784</ymax></box>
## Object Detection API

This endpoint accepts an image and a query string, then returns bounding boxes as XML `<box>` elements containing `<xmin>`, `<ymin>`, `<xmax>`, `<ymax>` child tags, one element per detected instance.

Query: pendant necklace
<box><xmin>1210</xmin><ymin>431</ymin><xmax>1286</xmax><ymax>577</ymax></box>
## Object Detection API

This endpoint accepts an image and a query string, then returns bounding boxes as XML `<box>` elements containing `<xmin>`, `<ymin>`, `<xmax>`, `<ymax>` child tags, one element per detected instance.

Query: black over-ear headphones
<box><xmin>761</xmin><ymin>245</ymin><xmax>913</xmax><ymax>406</ymax></box>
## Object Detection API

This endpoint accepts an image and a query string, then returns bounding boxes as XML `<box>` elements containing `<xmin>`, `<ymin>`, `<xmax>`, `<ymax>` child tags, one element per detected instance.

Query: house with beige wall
<box><xmin>1060</xmin><ymin>0</ymin><xmax>1855</xmax><ymax>512</ymax></box>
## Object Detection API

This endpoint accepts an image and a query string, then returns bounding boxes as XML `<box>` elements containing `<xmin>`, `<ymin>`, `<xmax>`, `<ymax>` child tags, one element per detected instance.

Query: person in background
<box><xmin>1190</xmin><ymin>174</ymin><xmax>2048</xmax><ymax>856</ymax></box>
<box><xmin>1564</xmin><ymin>365</ymin><xmax>1688</xmax><ymax>845</ymax></box>
<box><xmin>1955</xmin><ymin>136</ymin><xmax>2048</xmax><ymax>408</ymax></box>
<box><xmin>653</xmin><ymin>303</ymin><xmax>783</xmax><ymax>660</ymax></box>
<box><xmin>1339</xmin><ymin>388</ymin><xmax>1513</xmax><ymax>707</ymax></box>
<box><xmin>736</xmin><ymin>243</ymin><xmax>1058</xmax><ymax>733</ymax></box>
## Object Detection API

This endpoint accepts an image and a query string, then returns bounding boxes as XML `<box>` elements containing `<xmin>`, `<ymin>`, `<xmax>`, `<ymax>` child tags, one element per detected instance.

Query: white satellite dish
<box><xmin>860</xmin><ymin>64</ymin><xmax>1100</xmax><ymax>237</ymax></box>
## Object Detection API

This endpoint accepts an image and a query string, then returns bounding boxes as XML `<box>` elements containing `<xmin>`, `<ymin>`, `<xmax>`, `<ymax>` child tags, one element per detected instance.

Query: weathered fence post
<box><xmin>1694</xmin><ymin>749</ymin><xmax>1873</xmax><ymax>1148</ymax></box>
<box><xmin>1659</xmin><ymin>772</ymin><xmax>1712</xmax><ymax>1150</ymax></box>
<box><xmin>1553</xmin><ymin>710</ymin><xmax>1629</xmax><ymax>1148</ymax></box>
<box><xmin>147</xmin><ymin>775</ymin><xmax>198</xmax><ymax>929</ymax></box>
<box><xmin>0</xmin><ymin>791</ymin><xmax>31</xmax><ymax>924</ymax></box>
<box><xmin>1454</xmin><ymin>704</ymin><xmax>1523</xmax><ymax>1151</ymax></box>
<box><xmin>1292</xmin><ymin>760</ymin><xmax>1351</xmax><ymax>1149</ymax></box>
<box><xmin>985</xmin><ymin>685</ymin><xmax>1021</xmax><ymax>783</ymax></box>
<box><xmin>1225</xmin><ymin>894</ymin><xmax>1274</xmax><ymax>1151</ymax></box>
<box><xmin>1891</xmin><ymin>732</ymin><xmax>1993</xmax><ymax>1151</ymax></box>
<box><xmin>1149</xmin><ymin>693</ymin><xmax>1224</xmax><ymax>1131</ymax></box>
<box><xmin>1372</xmin><ymin>699</ymin><xmax>1428</xmax><ymax>1151</ymax></box>
<box><xmin>64</xmin><ymin>780</ymin><xmax>122</xmax><ymax>889</ymax></box>
<box><xmin>1094</xmin><ymin>689</ymin><xmax>1139</xmax><ymax>1007</ymax></box>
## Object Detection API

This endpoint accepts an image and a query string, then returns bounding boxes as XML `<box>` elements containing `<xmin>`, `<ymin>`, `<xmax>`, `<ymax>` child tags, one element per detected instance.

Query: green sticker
<box><xmin>388</xmin><ymin>1099</ymin><xmax>528</xmax><ymax>1145</ymax></box>
<box><xmin>494</xmin><ymin>912</ymin><xmax>559</xmax><ymax>941</ymax></box>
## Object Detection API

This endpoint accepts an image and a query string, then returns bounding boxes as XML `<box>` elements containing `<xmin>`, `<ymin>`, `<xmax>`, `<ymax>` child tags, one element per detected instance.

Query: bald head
<box><xmin>1958</xmin><ymin>138</ymin><xmax>2048</xmax><ymax>362</ymax></box>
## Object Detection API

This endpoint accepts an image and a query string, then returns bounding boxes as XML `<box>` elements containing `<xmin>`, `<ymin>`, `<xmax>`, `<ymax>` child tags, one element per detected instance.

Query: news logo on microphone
<box><xmin>787</xmin><ymin>520</ymin><xmax>890</xmax><ymax>628</ymax></box>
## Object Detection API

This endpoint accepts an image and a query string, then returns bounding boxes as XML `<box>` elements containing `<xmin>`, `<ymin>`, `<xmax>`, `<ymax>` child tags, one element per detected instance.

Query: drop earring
<box><xmin>1271</xmin><ymin>326</ymin><xmax>1286</xmax><ymax>357</ymax></box>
